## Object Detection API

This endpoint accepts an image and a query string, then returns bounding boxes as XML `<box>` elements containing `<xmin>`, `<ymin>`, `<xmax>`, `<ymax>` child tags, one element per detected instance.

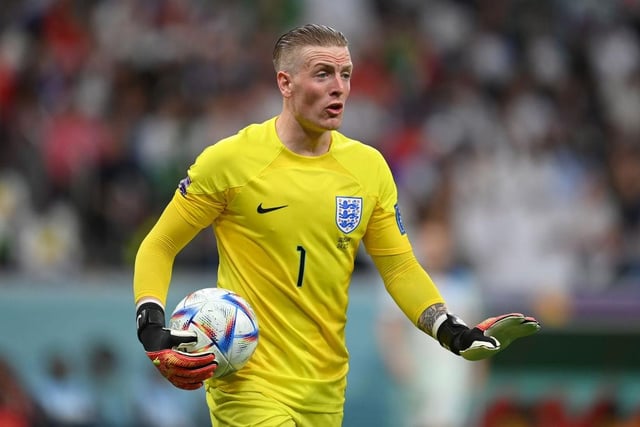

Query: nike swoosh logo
<box><xmin>257</xmin><ymin>203</ymin><xmax>288</xmax><ymax>214</ymax></box>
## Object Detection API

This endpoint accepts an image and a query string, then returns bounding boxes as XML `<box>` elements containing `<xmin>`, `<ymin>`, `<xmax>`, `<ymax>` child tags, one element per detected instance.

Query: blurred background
<box><xmin>1</xmin><ymin>0</ymin><xmax>640</xmax><ymax>426</ymax></box>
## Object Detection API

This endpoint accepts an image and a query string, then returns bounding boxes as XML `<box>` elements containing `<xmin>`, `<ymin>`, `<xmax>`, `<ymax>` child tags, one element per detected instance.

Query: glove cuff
<box><xmin>136</xmin><ymin>302</ymin><xmax>165</xmax><ymax>341</ymax></box>
<box><xmin>435</xmin><ymin>313</ymin><xmax>469</xmax><ymax>355</ymax></box>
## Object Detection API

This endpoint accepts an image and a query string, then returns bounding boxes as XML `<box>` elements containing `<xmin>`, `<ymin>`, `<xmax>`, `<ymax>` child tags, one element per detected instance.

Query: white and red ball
<box><xmin>169</xmin><ymin>287</ymin><xmax>259</xmax><ymax>378</ymax></box>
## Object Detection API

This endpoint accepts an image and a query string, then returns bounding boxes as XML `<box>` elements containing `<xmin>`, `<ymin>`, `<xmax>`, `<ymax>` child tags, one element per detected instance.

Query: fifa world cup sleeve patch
<box><xmin>178</xmin><ymin>176</ymin><xmax>191</xmax><ymax>197</ymax></box>
<box><xmin>394</xmin><ymin>203</ymin><xmax>406</xmax><ymax>235</ymax></box>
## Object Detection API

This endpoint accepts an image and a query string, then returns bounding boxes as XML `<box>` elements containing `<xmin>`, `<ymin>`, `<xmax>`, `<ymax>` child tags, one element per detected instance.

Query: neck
<box><xmin>275</xmin><ymin>113</ymin><xmax>331</xmax><ymax>156</ymax></box>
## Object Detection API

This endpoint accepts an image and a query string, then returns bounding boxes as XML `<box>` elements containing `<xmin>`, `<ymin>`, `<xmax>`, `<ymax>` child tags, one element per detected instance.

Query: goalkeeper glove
<box><xmin>136</xmin><ymin>302</ymin><xmax>217</xmax><ymax>390</ymax></box>
<box><xmin>435</xmin><ymin>312</ymin><xmax>540</xmax><ymax>361</ymax></box>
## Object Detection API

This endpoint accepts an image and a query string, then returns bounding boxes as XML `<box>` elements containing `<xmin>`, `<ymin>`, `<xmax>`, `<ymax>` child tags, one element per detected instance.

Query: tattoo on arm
<box><xmin>417</xmin><ymin>303</ymin><xmax>448</xmax><ymax>338</ymax></box>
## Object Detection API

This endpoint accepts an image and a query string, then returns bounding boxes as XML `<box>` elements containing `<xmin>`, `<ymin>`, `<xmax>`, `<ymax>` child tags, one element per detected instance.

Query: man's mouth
<box><xmin>326</xmin><ymin>102</ymin><xmax>344</xmax><ymax>116</ymax></box>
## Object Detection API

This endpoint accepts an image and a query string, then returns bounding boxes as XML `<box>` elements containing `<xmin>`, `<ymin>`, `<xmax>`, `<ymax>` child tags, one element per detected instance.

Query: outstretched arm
<box><xmin>416</xmin><ymin>302</ymin><xmax>448</xmax><ymax>336</ymax></box>
<box><xmin>372</xmin><ymin>253</ymin><xmax>540</xmax><ymax>360</ymax></box>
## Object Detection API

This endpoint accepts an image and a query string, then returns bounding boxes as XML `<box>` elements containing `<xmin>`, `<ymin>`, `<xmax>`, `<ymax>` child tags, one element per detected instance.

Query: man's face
<box><xmin>284</xmin><ymin>45</ymin><xmax>352</xmax><ymax>133</ymax></box>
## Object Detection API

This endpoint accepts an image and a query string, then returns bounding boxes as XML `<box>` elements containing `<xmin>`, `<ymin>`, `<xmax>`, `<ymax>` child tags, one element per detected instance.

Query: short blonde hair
<box><xmin>272</xmin><ymin>24</ymin><xmax>348</xmax><ymax>72</ymax></box>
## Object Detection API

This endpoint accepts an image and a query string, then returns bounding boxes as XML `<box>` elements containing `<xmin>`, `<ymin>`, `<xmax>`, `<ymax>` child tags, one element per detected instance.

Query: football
<box><xmin>169</xmin><ymin>287</ymin><xmax>259</xmax><ymax>378</ymax></box>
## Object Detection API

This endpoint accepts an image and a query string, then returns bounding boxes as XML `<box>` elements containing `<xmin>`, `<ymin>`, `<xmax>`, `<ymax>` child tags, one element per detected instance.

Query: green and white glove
<box><xmin>435</xmin><ymin>312</ymin><xmax>541</xmax><ymax>361</ymax></box>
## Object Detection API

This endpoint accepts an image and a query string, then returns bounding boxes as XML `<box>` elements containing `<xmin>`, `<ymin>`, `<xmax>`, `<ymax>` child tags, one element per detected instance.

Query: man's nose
<box><xmin>331</xmin><ymin>75</ymin><xmax>347</xmax><ymax>95</ymax></box>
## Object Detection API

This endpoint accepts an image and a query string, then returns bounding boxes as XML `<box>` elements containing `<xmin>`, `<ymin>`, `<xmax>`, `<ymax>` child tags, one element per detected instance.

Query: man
<box><xmin>133</xmin><ymin>23</ymin><xmax>540</xmax><ymax>427</ymax></box>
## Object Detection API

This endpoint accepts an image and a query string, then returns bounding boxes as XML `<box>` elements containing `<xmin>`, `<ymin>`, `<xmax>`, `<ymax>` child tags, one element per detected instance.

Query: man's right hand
<box><xmin>137</xmin><ymin>303</ymin><xmax>217</xmax><ymax>390</ymax></box>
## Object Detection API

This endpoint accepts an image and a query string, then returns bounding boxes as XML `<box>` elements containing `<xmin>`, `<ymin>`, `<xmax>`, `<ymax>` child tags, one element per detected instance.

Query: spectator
<box><xmin>377</xmin><ymin>218</ymin><xmax>488</xmax><ymax>427</ymax></box>
<box><xmin>0</xmin><ymin>354</ymin><xmax>45</xmax><ymax>427</ymax></box>
<box><xmin>131</xmin><ymin>365</ymin><xmax>205</xmax><ymax>427</ymax></box>
<box><xmin>36</xmin><ymin>352</ymin><xmax>97</xmax><ymax>427</ymax></box>
<box><xmin>86</xmin><ymin>343</ymin><xmax>132</xmax><ymax>427</ymax></box>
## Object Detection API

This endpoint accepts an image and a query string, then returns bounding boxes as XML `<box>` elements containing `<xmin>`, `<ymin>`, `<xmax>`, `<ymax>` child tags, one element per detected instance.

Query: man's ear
<box><xmin>276</xmin><ymin>71</ymin><xmax>293</xmax><ymax>97</ymax></box>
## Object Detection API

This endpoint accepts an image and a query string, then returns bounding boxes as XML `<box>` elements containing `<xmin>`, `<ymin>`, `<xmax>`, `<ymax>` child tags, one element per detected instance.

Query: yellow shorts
<box><xmin>206</xmin><ymin>385</ymin><xmax>344</xmax><ymax>427</ymax></box>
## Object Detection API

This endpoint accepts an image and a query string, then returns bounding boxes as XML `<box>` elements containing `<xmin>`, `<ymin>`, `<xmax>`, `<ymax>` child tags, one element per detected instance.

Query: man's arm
<box><xmin>372</xmin><ymin>253</ymin><xmax>540</xmax><ymax>360</ymax></box>
<box><xmin>370</xmin><ymin>252</ymin><xmax>445</xmax><ymax>325</ymax></box>
<box><xmin>416</xmin><ymin>302</ymin><xmax>449</xmax><ymax>337</ymax></box>
<box><xmin>134</xmin><ymin>198</ymin><xmax>217</xmax><ymax>389</ymax></box>
<box><xmin>134</xmin><ymin>199</ymin><xmax>201</xmax><ymax>306</ymax></box>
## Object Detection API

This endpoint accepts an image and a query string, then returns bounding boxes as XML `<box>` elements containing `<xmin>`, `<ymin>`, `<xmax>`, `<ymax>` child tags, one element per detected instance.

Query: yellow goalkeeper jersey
<box><xmin>170</xmin><ymin>117</ymin><xmax>412</xmax><ymax>412</ymax></box>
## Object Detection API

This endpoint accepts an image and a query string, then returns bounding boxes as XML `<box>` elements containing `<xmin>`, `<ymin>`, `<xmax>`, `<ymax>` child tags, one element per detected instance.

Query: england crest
<box><xmin>336</xmin><ymin>196</ymin><xmax>362</xmax><ymax>234</ymax></box>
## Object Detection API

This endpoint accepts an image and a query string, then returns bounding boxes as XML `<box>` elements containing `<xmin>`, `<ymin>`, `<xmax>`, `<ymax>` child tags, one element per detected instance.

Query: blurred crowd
<box><xmin>1</xmin><ymin>0</ymin><xmax>640</xmax><ymax>298</ymax></box>
<box><xmin>2</xmin><ymin>340</ymin><xmax>638</xmax><ymax>427</ymax></box>
<box><xmin>0</xmin><ymin>348</ymin><xmax>210</xmax><ymax>427</ymax></box>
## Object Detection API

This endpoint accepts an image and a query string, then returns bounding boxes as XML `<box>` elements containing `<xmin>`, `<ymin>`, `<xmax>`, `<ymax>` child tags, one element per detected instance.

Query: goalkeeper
<box><xmin>133</xmin><ymin>23</ymin><xmax>540</xmax><ymax>427</ymax></box>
